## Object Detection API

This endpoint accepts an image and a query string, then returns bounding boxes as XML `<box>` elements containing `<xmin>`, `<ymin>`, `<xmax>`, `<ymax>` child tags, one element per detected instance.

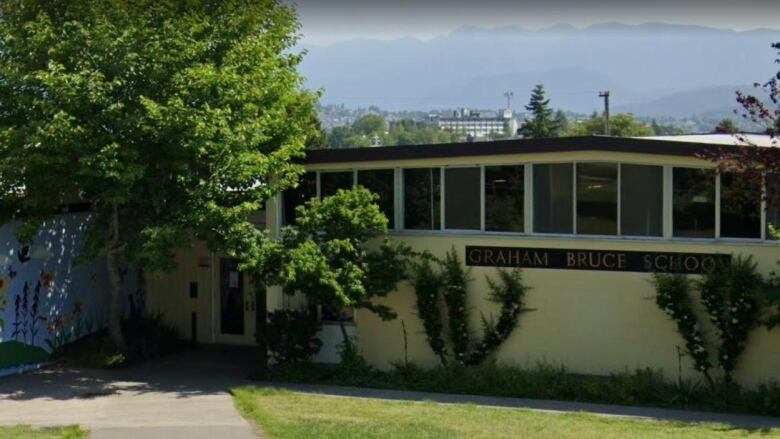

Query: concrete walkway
<box><xmin>0</xmin><ymin>347</ymin><xmax>259</xmax><ymax>438</ymax></box>
<box><xmin>259</xmin><ymin>382</ymin><xmax>780</xmax><ymax>430</ymax></box>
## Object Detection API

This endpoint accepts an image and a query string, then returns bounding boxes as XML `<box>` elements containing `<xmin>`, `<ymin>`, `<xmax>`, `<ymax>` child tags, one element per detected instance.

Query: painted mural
<box><xmin>0</xmin><ymin>213</ymin><xmax>138</xmax><ymax>376</ymax></box>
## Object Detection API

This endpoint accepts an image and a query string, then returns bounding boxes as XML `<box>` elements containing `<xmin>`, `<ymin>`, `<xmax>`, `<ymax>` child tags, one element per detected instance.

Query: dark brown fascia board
<box><xmin>302</xmin><ymin>136</ymin><xmax>730</xmax><ymax>164</ymax></box>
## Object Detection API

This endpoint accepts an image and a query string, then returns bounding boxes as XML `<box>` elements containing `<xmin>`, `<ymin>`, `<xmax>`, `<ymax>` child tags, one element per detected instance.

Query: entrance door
<box><xmin>217</xmin><ymin>258</ymin><xmax>256</xmax><ymax>345</ymax></box>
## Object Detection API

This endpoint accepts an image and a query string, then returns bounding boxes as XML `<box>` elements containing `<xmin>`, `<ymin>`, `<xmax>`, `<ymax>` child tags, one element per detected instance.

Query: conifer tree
<box><xmin>519</xmin><ymin>84</ymin><xmax>561</xmax><ymax>139</ymax></box>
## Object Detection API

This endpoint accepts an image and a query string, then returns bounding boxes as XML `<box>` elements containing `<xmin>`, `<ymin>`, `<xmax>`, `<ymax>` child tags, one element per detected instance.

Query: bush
<box><xmin>121</xmin><ymin>313</ymin><xmax>180</xmax><ymax>361</ymax></box>
<box><xmin>52</xmin><ymin>313</ymin><xmax>179</xmax><ymax>368</ymax></box>
<box><xmin>265</xmin><ymin>310</ymin><xmax>322</xmax><ymax>365</ymax></box>
<box><xmin>263</xmin><ymin>360</ymin><xmax>780</xmax><ymax>417</ymax></box>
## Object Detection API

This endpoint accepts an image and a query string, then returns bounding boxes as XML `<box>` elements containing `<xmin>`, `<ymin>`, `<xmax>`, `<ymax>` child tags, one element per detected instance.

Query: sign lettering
<box><xmin>465</xmin><ymin>246</ymin><xmax>730</xmax><ymax>274</ymax></box>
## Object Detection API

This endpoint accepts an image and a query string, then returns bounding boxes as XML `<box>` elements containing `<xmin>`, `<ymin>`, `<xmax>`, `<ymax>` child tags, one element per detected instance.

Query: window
<box><xmin>445</xmin><ymin>167</ymin><xmax>481</xmax><ymax>230</ymax></box>
<box><xmin>720</xmin><ymin>172</ymin><xmax>761</xmax><ymax>238</ymax></box>
<box><xmin>404</xmin><ymin>168</ymin><xmax>441</xmax><ymax>230</ymax></box>
<box><xmin>673</xmin><ymin>168</ymin><xmax>715</xmax><ymax>238</ymax></box>
<box><xmin>767</xmin><ymin>174</ymin><xmax>780</xmax><ymax>239</ymax></box>
<box><xmin>320</xmin><ymin>171</ymin><xmax>354</xmax><ymax>198</ymax></box>
<box><xmin>358</xmin><ymin>169</ymin><xmax>396</xmax><ymax>229</ymax></box>
<box><xmin>577</xmin><ymin>163</ymin><xmax>618</xmax><ymax>235</ymax></box>
<box><xmin>621</xmin><ymin>164</ymin><xmax>663</xmax><ymax>236</ymax></box>
<box><xmin>282</xmin><ymin>172</ymin><xmax>316</xmax><ymax>226</ymax></box>
<box><xmin>485</xmin><ymin>165</ymin><xmax>524</xmax><ymax>232</ymax></box>
<box><xmin>533</xmin><ymin>163</ymin><xmax>573</xmax><ymax>233</ymax></box>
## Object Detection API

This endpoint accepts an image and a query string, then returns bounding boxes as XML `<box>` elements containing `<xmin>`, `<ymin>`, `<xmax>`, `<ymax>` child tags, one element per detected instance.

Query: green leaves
<box><xmin>411</xmin><ymin>248</ymin><xmax>530</xmax><ymax>367</ymax></box>
<box><xmin>0</xmin><ymin>0</ymin><xmax>317</xmax><ymax>272</ymax></box>
<box><xmin>259</xmin><ymin>187</ymin><xmax>412</xmax><ymax>319</ymax></box>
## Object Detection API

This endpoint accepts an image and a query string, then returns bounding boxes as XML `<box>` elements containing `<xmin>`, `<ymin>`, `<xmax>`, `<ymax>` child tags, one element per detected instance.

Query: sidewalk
<box><xmin>258</xmin><ymin>381</ymin><xmax>780</xmax><ymax>430</ymax></box>
<box><xmin>0</xmin><ymin>348</ymin><xmax>259</xmax><ymax>439</ymax></box>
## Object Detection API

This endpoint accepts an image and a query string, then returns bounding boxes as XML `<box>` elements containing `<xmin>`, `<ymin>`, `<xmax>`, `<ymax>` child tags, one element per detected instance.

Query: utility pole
<box><xmin>504</xmin><ymin>91</ymin><xmax>514</xmax><ymax>110</ymax></box>
<box><xmin>599</xmin><ymin>91</ymin><xmax>611</xmax><ymax>135</ymax></box>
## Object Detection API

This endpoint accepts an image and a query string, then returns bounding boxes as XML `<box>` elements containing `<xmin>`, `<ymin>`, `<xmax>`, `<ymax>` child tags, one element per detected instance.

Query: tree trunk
<box><xmin>106</xmin><ymin>202</ymin><xmax>126</xmax><ymax>352</ymax></box>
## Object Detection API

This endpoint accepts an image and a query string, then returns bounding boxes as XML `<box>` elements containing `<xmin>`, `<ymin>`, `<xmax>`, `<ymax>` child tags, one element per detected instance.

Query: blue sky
<box><xmin>292</xmin><ymin>0</ymin><xmax>780</xmax><ymax>44</ymax></box>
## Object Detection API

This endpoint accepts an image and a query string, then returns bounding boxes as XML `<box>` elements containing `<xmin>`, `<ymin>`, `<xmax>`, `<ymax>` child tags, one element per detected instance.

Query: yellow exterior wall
<box><xmin>302</xmin><ymin>150</ymin><xmax>780</xmax><ymax>386</ymax></box>
<box><xmin>145</xmin><ymin>241</ymin><xmax>216</xmax><ymax>344</ymax></box>
<box><xmin>353</xmin><ymin>237</ymin><xmax>780</xmax><ymax>386</ymax></box>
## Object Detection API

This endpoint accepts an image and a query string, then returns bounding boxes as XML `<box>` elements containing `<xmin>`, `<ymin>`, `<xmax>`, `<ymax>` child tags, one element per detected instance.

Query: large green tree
<box><xmin>0</xmin><ymin>0</ymin><xmax>318</xmax><ymax>349</ymax></box>
<box><xmin>565</xmin><ymin>113</ymin><xmax>654</xmax><ymax>137</ymax></box>
<box><xmin>519</xmin><ymin>84</ymin><xmax>561</xmax><ymax>139</ymax></box>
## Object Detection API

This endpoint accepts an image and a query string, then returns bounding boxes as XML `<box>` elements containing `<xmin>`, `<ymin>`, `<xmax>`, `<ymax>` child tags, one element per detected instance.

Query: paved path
<box><xmin>260</xmin><ymin>382</ymin><xmax>780</xmax><ymax>430</ymax></box>
<box><xmin>0</xmin><ymin>347</ymin><xmax>259</xmax><ymax>438</ymax></box>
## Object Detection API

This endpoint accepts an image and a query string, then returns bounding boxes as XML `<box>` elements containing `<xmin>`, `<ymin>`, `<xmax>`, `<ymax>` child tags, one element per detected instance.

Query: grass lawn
<box><xmin>0</xmin><ymin>425</ymin><xmax>86</xmax><ymax>439</ymax></box>
<box><xmin>232</xmin><ymin>387</ymin><xmax>780</xmax><ymax>439</ymax></box>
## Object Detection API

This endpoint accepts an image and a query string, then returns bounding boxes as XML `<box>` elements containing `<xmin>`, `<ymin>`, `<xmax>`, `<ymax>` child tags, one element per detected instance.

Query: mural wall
<box><xmin>0</xmin><ymin>213</ymin><xmax>140</xmax><ymax>376</ymax></box>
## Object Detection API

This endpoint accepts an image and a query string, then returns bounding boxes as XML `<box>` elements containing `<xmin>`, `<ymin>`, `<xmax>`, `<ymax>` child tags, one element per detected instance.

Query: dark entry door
<box><xmin>219</xmin><ymin>258</ymin><xmax>244</xmax><ymax>335</ymax></box>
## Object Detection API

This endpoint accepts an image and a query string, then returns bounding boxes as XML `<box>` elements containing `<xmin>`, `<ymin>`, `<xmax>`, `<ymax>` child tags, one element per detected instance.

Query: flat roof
<box><xmin>303</xmin><ymin>135</ymin><xmax>753</xmax><ymax>164</ymax></box>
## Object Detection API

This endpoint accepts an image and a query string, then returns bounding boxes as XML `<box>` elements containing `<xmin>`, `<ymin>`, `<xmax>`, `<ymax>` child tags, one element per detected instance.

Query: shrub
<box><xmin>52</xmin><ymin>313</ymin><xmax>179</xmax><ymax>368</ymax></box>
<box><xmin>121</xmin><ymin>313</ymin><xmax>180</xmax><ymax>361</ymax></box>
<box><xmin>412</xmin><ymin>248</ymin><xmax>530</xmax><ymax>367</ymax></box>
<box><xmin>265</xmin><ymin>309</ymin><xmax>322</xmax><ymax>365</ymax></box>
<box><xmin>264</xmin><ymin>360</ymin><xmax>780</xmax><ymax>417</ymax></box>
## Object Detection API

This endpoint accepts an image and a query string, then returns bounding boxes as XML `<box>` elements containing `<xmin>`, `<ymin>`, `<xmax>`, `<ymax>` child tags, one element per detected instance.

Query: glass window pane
<box><xmin>404</xmin><ymin>168</ymin><xmax>441</xmax><ymax>230</ymax></box>
<box><xmin>320</xmin><ymin>171</ymin><xmax>354</xmax><ymax>198</ymax></box>
<box><xmin>721</xmin><ymin>172</ymin><xmax>761</xmax><ymax>238</ymax></box>
<box><xmin>533</xmin><ymin>163</ymin><xmax>573</xmax><ymax>234</ymax></box>
<box><xmin>673</xmin><ymin>168</ymin><xmax>715</xmax><ymax>238</ymax></box>
<box><xmin>282</xmin><ymin>172</ymin><xmax>317</xmax><ymax>226</ymax></box>
<box><xmin>621</xmin><ymin>164</ymin><xmax>663</xmax><ymax>236</ymax></box>
<box><xmin>767</xmin><ymin>174</ymin><xmax>780</xmax><ymax>239</ymax></box>
<box><xmin>577</xmin><ymin>163</ymin><xmax>618</xmax><ymax>235</ymax></box>
<box><xmin>358</xmin><ymin>169</ymin><xmax>395</xmax><ymax>229</ymax></box>
<box><xmin>485</xmin><ymin>165</ymin><xmax>524</xmax><ymax>232</ymax></box>
<box><xmin>445</xmin><ymin>167</ymin><xmax>480</xmax><ymax>230</ymax></box>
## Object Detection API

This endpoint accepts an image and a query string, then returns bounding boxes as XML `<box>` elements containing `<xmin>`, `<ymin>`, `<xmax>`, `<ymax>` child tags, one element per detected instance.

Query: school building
<box><xmin>145</xmin><ymin>134</ymin><xmax>780</xmax><ymax>384</ymax></box>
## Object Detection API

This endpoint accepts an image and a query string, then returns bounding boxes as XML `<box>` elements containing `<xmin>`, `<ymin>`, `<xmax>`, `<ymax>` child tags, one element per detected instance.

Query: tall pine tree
<box><xmin>519</xmin><ymin>84</ymin><xmax>561</xmax><ymax>139</ymax></box>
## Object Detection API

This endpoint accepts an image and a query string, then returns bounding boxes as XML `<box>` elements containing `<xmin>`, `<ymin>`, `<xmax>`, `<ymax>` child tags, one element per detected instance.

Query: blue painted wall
<box><xmin>0</xmin><ymin>213</ymin><xmax>140</xmax><ymax>376</ymax></box>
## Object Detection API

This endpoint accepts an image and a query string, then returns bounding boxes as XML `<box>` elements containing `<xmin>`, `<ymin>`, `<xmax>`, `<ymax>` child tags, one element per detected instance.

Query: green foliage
<box><xmin>714</xmin><ymin>118</ymin><xmax>738</xmax><ymax>134</ymax></box>
<box><xmin>412</xmin><ymin>248</ymin><xmax>530</xmax><ymax>366</ymax></box>
<box><xmin>264</xmin><ymin>361</ymin><xmax>780</xmax><ymax>418</ymax></box>
<box><xmin>468</xmin><ymin>270</ymin><xmax>530</xmax><ymax>366</ymax></box>
<box><xmin>327</xmin><ymin>117</ymin><xmax>460</xmax><ymax>148</ymax></box>
<box><xmin>259</xmin><ymin>187</ymin><xmax>414</xmax><ymax>320</ymax></box>
<box><xmin>0</xmin><ymin>425</ymin><xmax>88</xmax><ymax>439</ymax></box>
<box><xmin>761</xmin><ymin>262</ymin><xmax>780</xmax><ymax>330</ymax></box>
<box><xmin>654</xmin><ymin>257</ymin><xmax>766</xmax><ymax>384</ymax></box>
<box><xmin>327</xmin><ymin>126</ymin><xmax>371</xmax><ymax>148</ymax></box>
<box><xmin>440</xmin><ymin>251</ymin><xmax>471</xmax><ymax>363</ymax></box>
<box><xmin>519</xmin><ymin>84</ymin><xmax>562</xmax><ymax>139</ymax></box>
<box><xmin>651</xmin><ymin>120</ymin><xmax>686</xmax><ymax>135</ymax></box>
<box><xmin>699</xmin><ymin>256</ymin><xmax>762</xmax><ymax>379</ymax></box>
<box><xmin>352</xmin><ymin>114</ymin><xmax>386</xmax><ymax>135</ymax></box>
<box><xmin>652</xmin><ymin>274</ymin><xmax>713</xmax><ymax>383</ymax></box>
<box><xmin>411</xmin><ymin>259</ymin><xmax>447</xmax><ymax>364</ymax></box>
<box><xmin>566</xmin><ymin>113</ymin><xmax>654</xmax><ymax>137</ymax></box>
<box><xmin>265</xmin><ymin>310</ymin><xmax>322</xmax><ymax>365</ymax></box>
<box><xmin>121</xmin><ymin>313</ymin><xmax>180</xmax><ymax>361</ymax></box>
<box><xmin>52</xmin><ymin>313</ymin><xmax>179</xmax><ymax>368</ymax></box>
<box><xmin>0</xmin><ymin>0</ymin><xmax>318</xmax><ymax>349</ymax></box>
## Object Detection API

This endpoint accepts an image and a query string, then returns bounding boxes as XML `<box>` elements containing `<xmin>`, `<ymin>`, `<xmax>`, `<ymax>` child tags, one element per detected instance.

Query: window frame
<box><xmin>288</xmin><ymin>162</ymin><xmax>770</xmax><ymax>244</ymax></box>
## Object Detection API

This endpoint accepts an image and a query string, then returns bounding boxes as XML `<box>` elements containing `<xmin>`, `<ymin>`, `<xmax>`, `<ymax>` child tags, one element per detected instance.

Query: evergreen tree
<box><xmin>519</xmin><ymin>84</ymin><xmax>561</xmax><ymax>139</ymax></box>
<box><xmin>715</xmin><ymin>118</ymin><xmax>737</xmax><ymax>134</ymax></box>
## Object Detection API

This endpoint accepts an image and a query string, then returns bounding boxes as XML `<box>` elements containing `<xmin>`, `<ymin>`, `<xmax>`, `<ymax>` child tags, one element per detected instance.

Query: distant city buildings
<box><xmin>428</xmin><ymin>108</ymin><xmax>518</xmax><ymax>138</ymax></box>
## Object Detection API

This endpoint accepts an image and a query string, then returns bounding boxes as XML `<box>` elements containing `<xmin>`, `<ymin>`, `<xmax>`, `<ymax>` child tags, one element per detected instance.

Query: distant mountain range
<box><xmin>298</xmin><ymin>23</ymin><xmax>780</xmax><ymax>116</ymax></box>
